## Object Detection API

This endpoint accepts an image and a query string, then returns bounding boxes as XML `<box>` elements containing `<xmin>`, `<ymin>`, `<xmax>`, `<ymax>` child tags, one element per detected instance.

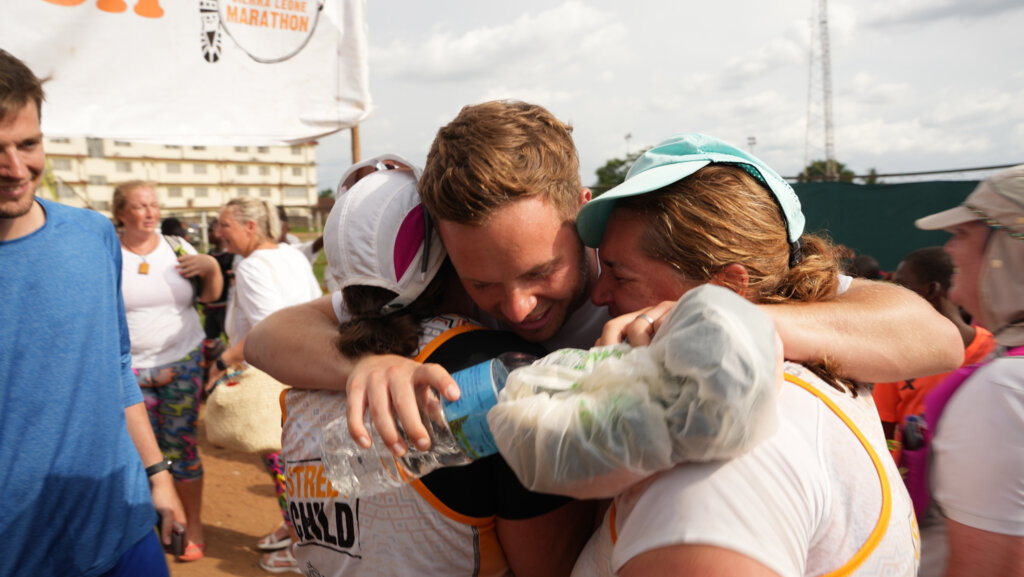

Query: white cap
<box><xmin>335</xmin><ymin>153</ymin><xmax>423</xmax><ymax>198</ymax></box>
<box><xmin>324</xmin><ymin>167</ymin><xmax>446</xmax><ymax>314</ymax></box>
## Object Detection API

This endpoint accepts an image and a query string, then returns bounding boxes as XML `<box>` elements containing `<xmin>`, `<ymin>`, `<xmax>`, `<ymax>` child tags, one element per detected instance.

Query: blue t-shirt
<box><xmin>0</xmin><ymin>198</ymin><xmax>156</xmax><ymax>576</ymax></box>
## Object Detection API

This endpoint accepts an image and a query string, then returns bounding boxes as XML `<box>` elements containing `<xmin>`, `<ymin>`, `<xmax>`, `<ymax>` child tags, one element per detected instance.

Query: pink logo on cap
<box><xmin>393</xmin><ymin>204</ymin><xmax>425</xmax><ymax>281</ymax></box>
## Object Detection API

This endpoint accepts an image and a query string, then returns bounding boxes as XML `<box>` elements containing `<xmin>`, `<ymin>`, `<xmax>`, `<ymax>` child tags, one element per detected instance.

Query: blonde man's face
<box><xmin>439</xmin><ymin>196</ymin><xmax>588</xmax><ymax>343</ymax></box>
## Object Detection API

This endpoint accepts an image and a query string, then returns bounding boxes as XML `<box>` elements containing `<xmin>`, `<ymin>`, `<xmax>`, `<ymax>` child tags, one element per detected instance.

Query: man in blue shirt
<box><xmin>0</xmin><ymin>49</ymin><xmax>185</xmax><ymax>576</ymax></box>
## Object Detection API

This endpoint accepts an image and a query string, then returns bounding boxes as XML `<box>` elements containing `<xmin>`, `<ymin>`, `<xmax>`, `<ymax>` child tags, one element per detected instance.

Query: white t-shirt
<box><xmin>121</xmin><ymin>235</ymin><xmax>205</xmax><ymax>367</ymax></box>
<box><xmin>571</xmin><ymin>362</ymin><xmax>919</xmax><ymax>577</ymax></box>
<box><xmin>931</xmin><ymin>352</ymin><xmax>1024</xmax><ymax>531</ymax></box>
<box><xmin>226</xmin><ymin>244</ymin><xmax>323</xmax><ymax>344</ymax></box>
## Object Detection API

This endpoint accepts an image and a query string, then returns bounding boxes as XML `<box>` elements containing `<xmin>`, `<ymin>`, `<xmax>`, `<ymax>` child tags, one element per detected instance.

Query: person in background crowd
<box><xmin>913</xmin><ymin>165</ymin><xmax>1024</xmax><ymax>577</ymax></box>
<box><xmin>244</xmin><ymin>100</ymin><xmax>963</xmax><ymax>463</ymax></box>
<box><xmin>160</xmin><ymin>216</ymin><xmax>189</xmax><ymax>241</ymax></box>
<box><xmin>570</xmin><ymin>133</ymin><xmax>917</xmax><ymax>576</ymax></box>
<box><xmin>0</xmin><ymin>47</ymin><xmax>185</xmax><ymax>576</ymax></box>
<box><xmin>206</xmin><ymin>197</ymin><xmax>322</xmax><ymax>573</ymax></box>
<box><xmin>112</xmin><ymin>180</ymin><xmax>223</xmax><ymax>562</ymax></box>
<box><xmin>201</xmin><ymin>217</ymin><xmax>234</xmax><ymax>371</ymax></box>
<box><xmin>847</xmin><ymin>253</ymin><xmax>886</xmax><ymax>280</ymax></box>
<box><xmin>873</xmin><ymin>246</ymin><xmax>995</xmax><ymax>453</ymax></box>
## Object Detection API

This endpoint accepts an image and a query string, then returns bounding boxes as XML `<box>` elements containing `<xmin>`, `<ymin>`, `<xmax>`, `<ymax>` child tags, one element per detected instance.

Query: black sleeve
<box><xmin>419</xmin><ymin>330</ymin><xmax>573</xmax><ymax>520</ymax></box>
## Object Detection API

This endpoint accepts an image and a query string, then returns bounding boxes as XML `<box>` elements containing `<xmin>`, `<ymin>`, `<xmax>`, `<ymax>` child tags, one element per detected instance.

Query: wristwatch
<box><xmin>145</xmin><ymin>458</ymin><xmax>174</xmax><ymax>478</ymax></box>
<box><xmin>215</xmin><ymin>356</ymin><xmax>228</xmax><ymax>371</ymax></box>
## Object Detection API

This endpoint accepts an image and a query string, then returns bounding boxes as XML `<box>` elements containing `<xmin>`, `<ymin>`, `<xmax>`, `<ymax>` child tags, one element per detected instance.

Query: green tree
<box><xmin>319</xmin><ymin>187</ymin><xmax>334</xmax><ymax>198</ymax></box>
<box><xmin>798</xmin><ymin>159</ymin><xmax>856</xmax><ymax>183</ymax></box>
<box><xmin>594</xmin><ymin>148</ymin><xmax>649</xmax><ymax>193</ymax></box>
<box><xmin>863</xmin><ymin>168</ymin><xmax>881</xmax><ymax>185</ymax></box>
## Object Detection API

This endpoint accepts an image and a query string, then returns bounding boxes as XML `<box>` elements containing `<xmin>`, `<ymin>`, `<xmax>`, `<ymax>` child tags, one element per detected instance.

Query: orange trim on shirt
<box><xmin>407</xmin><ymin>478</ymin><xmax>494</xmax><ymax>526</ymax></box>
<box><xmin>413</xmin><ymin>321</ymin><xmax>484</xmax><ymax>363</ymax></box>
<box><xmin>785</xmin><ymin>373</ymin><xmax>893</xmax><ymax>577</ymax></box>
<box><xmin>609</xmin><ymin>501</ymin><xmax>618</xmax><ymax>544</ymax></box>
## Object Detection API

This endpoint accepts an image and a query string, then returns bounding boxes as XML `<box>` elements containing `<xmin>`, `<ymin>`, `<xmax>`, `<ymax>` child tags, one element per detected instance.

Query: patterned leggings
<box><xmin>136</xmin><ymin>348</ymin><xmax>204</xmax><ymax>481</ymax></box>
<box><xmin>262</xmin><ymin>452</ymin><xmax>292</xmax><ymax>526</ymax></box>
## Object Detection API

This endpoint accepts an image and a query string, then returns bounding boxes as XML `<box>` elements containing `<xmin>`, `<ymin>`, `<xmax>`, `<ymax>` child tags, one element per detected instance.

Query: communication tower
<box><xmin>804</xmin><ymin>0</ymin><xmax>837</xmax><ymax>181</ymax></box>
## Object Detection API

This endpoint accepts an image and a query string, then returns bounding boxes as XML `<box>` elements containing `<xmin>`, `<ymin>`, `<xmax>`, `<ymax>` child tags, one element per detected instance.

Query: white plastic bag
<box><xmin>487</xmin><ymin>284</ymin><xmax>781</xmax><ymax>498</ymax></box>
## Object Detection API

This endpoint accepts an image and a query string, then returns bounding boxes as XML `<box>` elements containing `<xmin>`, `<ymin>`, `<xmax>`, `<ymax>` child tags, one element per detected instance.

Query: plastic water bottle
<box><xmin>320</xmin><ymin>352</ymin><xmax>537</xmax><ymax>497</ymax></box>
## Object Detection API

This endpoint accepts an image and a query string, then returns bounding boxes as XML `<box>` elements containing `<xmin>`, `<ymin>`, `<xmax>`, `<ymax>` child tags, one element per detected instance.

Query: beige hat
<box><xmin>916</xmin><ymin>164</ymin><xmax>1024</xmax><ymax>238</ymax></box>
<box><xmin>916</xmin><ymin>164</ymin><xmax>1024</xmax><ymax>346</ymax></box>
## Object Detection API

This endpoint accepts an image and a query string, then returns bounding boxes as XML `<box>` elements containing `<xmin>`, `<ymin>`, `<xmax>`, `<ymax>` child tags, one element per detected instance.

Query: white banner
<box><xmin>0</xmin><ymin>0</ymin><xmax>372</xmax><ymax>145</ymax></box>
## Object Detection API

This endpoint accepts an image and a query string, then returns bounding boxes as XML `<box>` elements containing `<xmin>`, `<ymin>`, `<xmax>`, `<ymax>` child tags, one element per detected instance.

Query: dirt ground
<box><xmin>165</xmin><ymin>406</ymin><xmax>289</xmax><ymax>577</ymax></box>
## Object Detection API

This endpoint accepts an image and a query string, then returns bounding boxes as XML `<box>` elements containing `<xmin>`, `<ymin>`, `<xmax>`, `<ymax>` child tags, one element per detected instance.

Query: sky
<box><xmin>315</xmin><ymin>0</ymin><xmax>1024</xmax><ymax>192</ymax></box>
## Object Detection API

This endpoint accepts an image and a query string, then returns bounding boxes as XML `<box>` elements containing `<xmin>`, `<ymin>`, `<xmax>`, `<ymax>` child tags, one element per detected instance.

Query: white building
<box><xmin>42</xmin><ymin>137</ymin><xmax>318</xmax><ymax>229</ymax></box>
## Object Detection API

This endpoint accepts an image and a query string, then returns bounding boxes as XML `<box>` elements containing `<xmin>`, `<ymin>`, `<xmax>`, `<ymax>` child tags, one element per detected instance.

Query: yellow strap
<box><xmin>785</xmin><ymin>373</ymin><xmax>893</xmax><ymax>577</ymax></box>
<box><xmin>407</xmin><ymin>320</ymin><xmax>493</xmax><ymax>524</ymax></box>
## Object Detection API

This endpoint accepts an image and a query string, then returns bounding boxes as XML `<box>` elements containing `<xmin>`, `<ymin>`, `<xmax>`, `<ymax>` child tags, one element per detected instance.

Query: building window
<box><xmin>50</xmin><ymin>157</ymin><xmax>71</xmax><ymax>171</ymax></box>
<box><xmin>259</xmin><ymin>165</ymin><xmax>271</xmax><ymax>176</ymax></box>
<box><xmin>236</xmin><ymin>165</ymin><xmax>249</xmax><ymax>175</ymax></box>
<box><xmin>193</xmin><ymin>163</ymin><xmax>207</xmax><ymax>174</ymax></box>
<box><xmin>115</xmin><ymin>161</ymin><xmax>132</xmax><ymax>173</ymax></box>
<box><xmin>88</xmin><ymin>175</ymin><xmax>107</xmax><ymax>185</ymax></box>
<box><xmin>291</xmin><ymin>166</ymin><xmax>303</xmax><ymax>176</ymax></box>
<box><xmin>92</xmin><ymin>200</ymin><xmax>110</xmax><ymax>211</ymax></box>
<box><xmin>168</xmin><ymin>187</ymin><xmax>183</xmax><ymax>198</ymax></box>
<box><xmin>259</xmin><ymin>187</ymin><xmax>271</xmax><ymax>198</ymax></box>
<box><xmin>195</xmin><ymin>187</ymin><xmax>209</xmax><ymax>198</ymax></box>
<box><xmin>113</xmin><ymin>140</ymin><xmax>132</xmax><ymax>147</ymax></box>
<box><xmin>167</xmin><ymin>163</ymin><xmax>182</xmax><ymax>174</ymax></box>
<box><xmin>57</xmin><ymin>182</ymin><xmax>76</xmax><ymax>199</ymax></box>
<box><xmin>192</xmin><ymin>145</ymin><xmax>206</xmax><ymax>150</ymax></box>
<box><xmin>237</xmin><ymin>187</ymin><xmax>250</xmax><ymax>196</ymax></box>
<box><xmin>86</xmin><ymin>138</ymin><xmax>104</xmax><ymax>158</ymax></box>
<box><xmin>284</xmin><ymin>187</ymin><xmax>307</xmax><ymax>198</ymax></box>
<box><xmin>257</xmin><ymin>146</ymin><xmax>270</xmax><ymax>153</ymax></box>
<box><xmin>290</xmin><ymin>145</ymin><xmax>302</xmax><ymax>155</ymax></box>
<box><xmin>49</xmin><ymin>137</ymin><xmax>70</xmax><ymax>144</ymax></box>
<box><xmin>164</xmin><ymin>144</ymin><xmax>181</xmax><ymax>149</ymax></box>
<box><xmin>234</xmin><ymin>146</ymin><xmax>249</xmax><ymax>152</ymax></box>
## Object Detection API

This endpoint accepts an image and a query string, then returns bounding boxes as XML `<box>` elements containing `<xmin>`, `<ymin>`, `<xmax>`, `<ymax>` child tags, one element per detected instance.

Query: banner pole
<box><xmin>351</xmin><ymin>125</ymin><xmax>361</xmax><ymax>163</ymax></box>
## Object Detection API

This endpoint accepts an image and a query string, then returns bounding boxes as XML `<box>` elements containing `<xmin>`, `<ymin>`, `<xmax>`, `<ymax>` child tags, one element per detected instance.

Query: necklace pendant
<box><xmin>138</xmin><ymin>262</ymin><xmax>150</xmax><ymax>275</ymax></box>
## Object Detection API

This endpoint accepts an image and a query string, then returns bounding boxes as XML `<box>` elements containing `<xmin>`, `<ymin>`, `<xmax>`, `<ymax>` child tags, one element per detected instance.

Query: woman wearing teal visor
<box><xmin>570</xmin><ymin>134</ymin><xmax>918</xmax><ymax>577</ymax></box>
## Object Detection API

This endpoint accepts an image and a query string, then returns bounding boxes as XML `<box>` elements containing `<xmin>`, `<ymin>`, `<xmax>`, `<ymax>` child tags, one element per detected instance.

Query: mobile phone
<box><xmin>171</xmin><ymin>526</ymin><xmax>185</xmax><ymax>556</ymax></box>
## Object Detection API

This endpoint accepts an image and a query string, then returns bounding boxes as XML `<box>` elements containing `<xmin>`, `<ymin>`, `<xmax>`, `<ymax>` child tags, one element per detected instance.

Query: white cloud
<box><xmin>373</xmin><ymin>1</ymin><xmax>628</xmax><ymax>83</ymax></box>
<box><xmin>860</xmin><ymin>0</ymin><xmax>1024</xmax><ymax>27</ymax></box>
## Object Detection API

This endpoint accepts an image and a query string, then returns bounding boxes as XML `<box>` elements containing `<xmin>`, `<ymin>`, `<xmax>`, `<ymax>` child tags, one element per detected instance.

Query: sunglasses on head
<box><xmin>337</xmin><ymin>156</ymin><xmax>434</xmax><ymax>280</ymax></box>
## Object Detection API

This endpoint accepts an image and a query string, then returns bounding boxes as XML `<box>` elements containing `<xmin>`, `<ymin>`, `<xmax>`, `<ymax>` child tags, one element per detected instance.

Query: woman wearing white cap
<box><xmin>278</xmin><ymin>157</ymin><xmax>596</xmax><ymax>577</ymax></box>
<box><xmin>569</xmin><ymin>134</ymin><xmax>917</xmax><ymax>577</ymax></box>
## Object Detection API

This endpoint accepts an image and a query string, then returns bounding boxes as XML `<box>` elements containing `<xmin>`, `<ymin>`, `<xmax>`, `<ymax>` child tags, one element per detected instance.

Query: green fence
<box><xmin>794</xmin><ymin>180</ymin><xmax>979</xmax><ymax>271</ymax></box>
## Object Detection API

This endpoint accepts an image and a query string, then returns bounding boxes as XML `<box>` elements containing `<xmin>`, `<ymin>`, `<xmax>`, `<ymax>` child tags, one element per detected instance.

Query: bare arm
<box><xmin>619</xmin><ymin>544</ymin><xmax>782</xmax><ymax>577</ymax></box>
<box><xmin>498</xmin><ymin>499</ymin><xmax>597</xmax><ymax>577</ymax></box>
<box><xmin>178</xmin><ymin>253</ymin><xmax>223</xmax><ymax>304</ymax></box>
<box><xmin>245</xmin><ymin>295</ymin><xmax>354</xmax><ymax>389</ymax></box>
<box><xmin>944</xmin><ymin>519</ymin><xmax>1024</xmax><ymax>577</ymax></box>
<box><xmin>761</xmin><ymin>278</ymin><xmax>963</xmax><ymax>382</ymax></box>
<box><xmin>125</xmin><ymin>402</ymin><xmax>186</xmax><ymax>546</ymax></box>
<box><xmin>244</xmin><ymin>295</ymin><xmax>458</xmax><ymax>455</ymax></box>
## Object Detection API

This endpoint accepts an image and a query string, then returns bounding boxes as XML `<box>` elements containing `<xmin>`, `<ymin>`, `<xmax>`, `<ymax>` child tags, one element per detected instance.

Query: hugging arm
<box><xmin>761</xmin><ymin>278</ymin><xmax>963</xmax><ymax>382</ymax></box>
<box><xmin>244</xmin><ymin>295</ymin><xmax>457</xmax><ymax>454</ymax></box>
<box><xmin>601</xmin><ymin>279</ymin><xmax>962</xmax><ymax>382</ymax></box>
